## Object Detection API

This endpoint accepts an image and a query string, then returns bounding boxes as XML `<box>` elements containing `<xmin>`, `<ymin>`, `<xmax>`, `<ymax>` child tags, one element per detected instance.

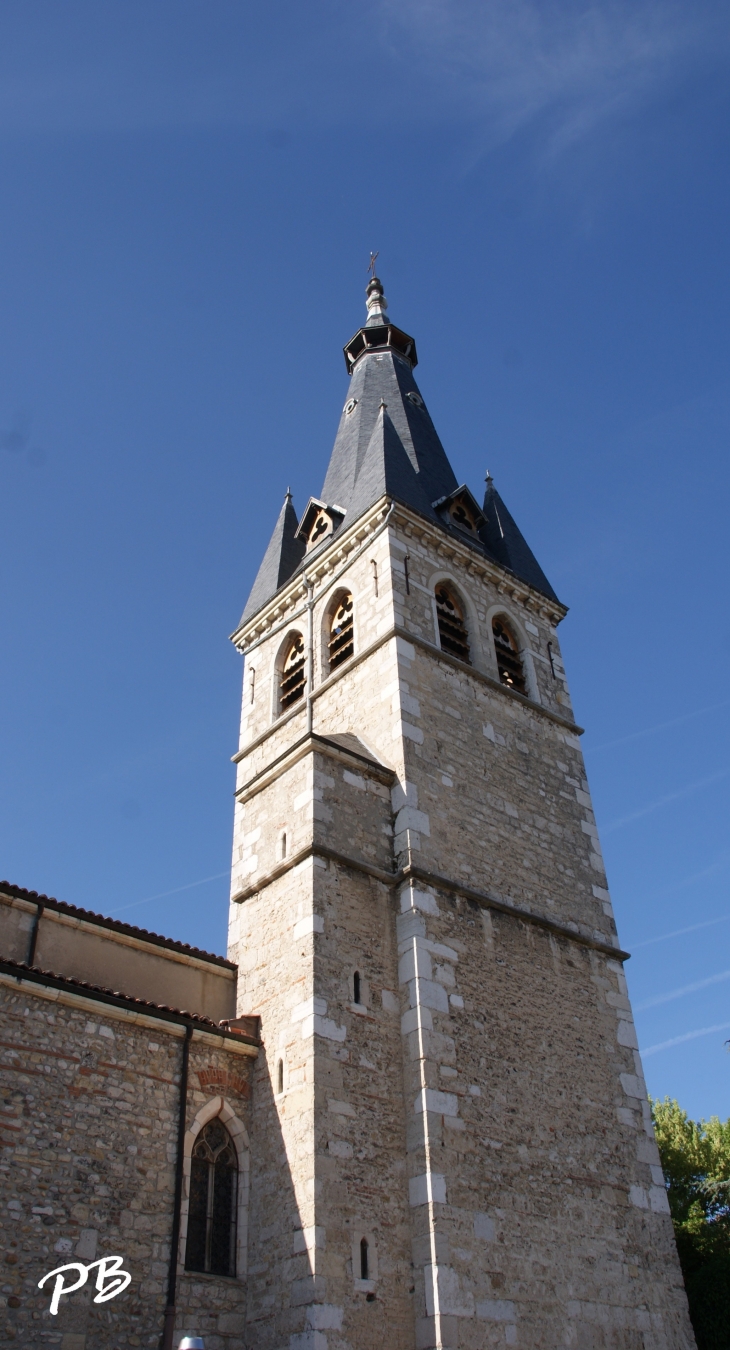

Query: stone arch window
<box><xmin>360</xmin><ymin>1237</ymin><xmax>369</xmax><ymax>1280</ymax></box>
<box><xmin>279</xmin><ymin>632</ymin><xmax>306</xmax><ymax>711</ymax></box>
<box><xmin>435</xmin><ymin>584</ymin><xmax>470</xmax><ymax>664</ymax></box>
<box><xmin>328</xmin><ymin>592</ymin><xmax>354</xmax><ymax>671</ymax></box>
<box><xmin>492</xmin><ymin>616</ymin><xmax>526</xmax><ymax>695</ymax></box>
<box><xmin>185</xmin><ymin>1117</ymin><xmax>238</xmax><ymax>1277</ymax></box>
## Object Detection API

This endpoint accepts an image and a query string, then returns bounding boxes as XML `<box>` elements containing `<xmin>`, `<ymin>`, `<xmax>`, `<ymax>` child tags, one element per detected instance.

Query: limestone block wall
<box><xmin>395</xmin><ymin>880</ymin><xmax>693</xmax><ymax>1349</ymax></box>
<box><xmin>229</xmin><ymin>498</ymin><xmax>694</xmax><ymax>1350</ymax></box>
<box><xmin>229</xmin><ymin>853</ymin><xmax>416</xmax><ymax>1350</ymax></box>
<box><xmin>228</xmin><ymin>858</ymin><xmax>319</xmax><ymax>1350</ymax></box>
<box><xmin>391</xmin><ymin>637</ymin><xmax>615</xmax><ymax>943</ymax></box>
<box><xmin>388</xmin><ymin>520</ymin><xmax>572</xmax><ymax>721</ymax></box>
<box><xmin>0</xmin><ymin>978</ymin><xmax>254</xmax><ymax>1350</ymax></box>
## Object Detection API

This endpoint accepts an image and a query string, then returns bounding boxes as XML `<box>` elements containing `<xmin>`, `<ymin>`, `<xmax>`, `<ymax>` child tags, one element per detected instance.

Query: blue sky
<box><xmin>1</xmin><ymin>0</ymin><xmax>729</xmax><ymax>1122</ymax></box>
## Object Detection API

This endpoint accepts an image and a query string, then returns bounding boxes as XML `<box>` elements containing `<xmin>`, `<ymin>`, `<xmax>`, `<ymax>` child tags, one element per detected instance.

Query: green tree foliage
<box><xmin>652</xmin><ymin>1097</ymin><xmax>730</xmax><ymax>1349</ymax></box>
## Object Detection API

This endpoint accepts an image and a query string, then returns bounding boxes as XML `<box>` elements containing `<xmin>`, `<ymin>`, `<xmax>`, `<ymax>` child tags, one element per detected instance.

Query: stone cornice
<box><xmin>231</xmin><ymin>843</ymin><xmax>627</xmax><ymax>963</ymax></box>
<box><xmin>390</xmin><ymin>500</ymin><xmax>568</xmax><ymax>626</ymax></box>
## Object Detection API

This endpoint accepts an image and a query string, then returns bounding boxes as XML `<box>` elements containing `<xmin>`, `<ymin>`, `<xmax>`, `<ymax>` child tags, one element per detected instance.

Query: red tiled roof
<box><xmin>0</xmin><ymin>880</ymin><xmax>236</xmax><ymax>969</ymax></box>
<box><xmin>0</xmin><ymin>956</ymin><xmax>259</xmax><ymax>1046</ymax></box>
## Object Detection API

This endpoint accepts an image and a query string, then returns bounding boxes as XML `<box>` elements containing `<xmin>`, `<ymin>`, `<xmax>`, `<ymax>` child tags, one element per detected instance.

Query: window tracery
<box><xmin>435</xmin><ymin>585</ymin><xmax>470</xmax><ymax>664</ymax></box>
<box><xmin>328</xmin><ymin>593</ymin><xmax>354</xmax><ymax>670</ymax></box>
<box><xmin>185</xmin><ymin>1118</ymin><xmax>238</xmax><ymax>1278</ymax></box>
<box><xmin>280</xmin><ymin>634</ymin><xmax>306</xmax><ymax>710</ymax></box>
<box><xmin>492</xmin><ymin>617</ymin><xmax>526</xmax><ymax>695</ymax></box>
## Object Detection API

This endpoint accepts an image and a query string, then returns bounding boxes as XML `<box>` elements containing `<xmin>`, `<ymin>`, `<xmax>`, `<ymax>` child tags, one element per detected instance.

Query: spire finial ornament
<box><xmin>485</xmin><ymin>469</ymin><xmax>494</xmax><ymax>486</ymax></box>
<box><xmin>365</xmin><ymin>258</ymin><xmax>388</xmax><ymax>325</ymax></box>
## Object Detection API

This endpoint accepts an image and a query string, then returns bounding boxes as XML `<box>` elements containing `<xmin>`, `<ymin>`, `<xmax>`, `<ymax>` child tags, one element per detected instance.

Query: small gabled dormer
<box><xmin>433</xmin><ymin>485</ymin><xmax>485</xmax><ymax>538</ymax></box>
<box><xmin>295</xmin><ymin>498</ymin><xmax>346</xmax><ymax>554</ymax></box>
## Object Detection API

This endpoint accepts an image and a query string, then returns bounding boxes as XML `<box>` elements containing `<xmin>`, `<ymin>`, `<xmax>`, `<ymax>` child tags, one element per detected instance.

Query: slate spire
<box><xmin>321</xmin><ymin>273</ymin><xmax>458</xmax><ymax>521</ymax></box>
<box><xmin>481</xmin><ymin>472</ymin><xmax>559</xmax><ymax>603</ymax></box>
<box><xmin>237</xmin><ymin>274</ymin><xmax>560</xmax><ymax>629</ymax></box>
<box><xmin>343</xmin><ymin>400</ymin><xmax>436</xmax><ymax>526</ymax></box>
<box><xmin>239</xmin><ymin>490</ymin><xmax>306</xmax><ymax>625</ymax></box>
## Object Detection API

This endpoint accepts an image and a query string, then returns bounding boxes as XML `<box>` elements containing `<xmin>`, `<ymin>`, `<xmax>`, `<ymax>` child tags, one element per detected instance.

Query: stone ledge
<box><xmin>231</xmin><ymin>843</ymin><xmax>628</xmax><ymax>963</ymax></box>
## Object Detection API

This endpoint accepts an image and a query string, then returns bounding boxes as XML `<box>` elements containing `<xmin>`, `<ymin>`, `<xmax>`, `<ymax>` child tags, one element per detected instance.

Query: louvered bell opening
<box><xmin>328</xmin><ymin>594</ymin><xmax>354</xmax><ymax>671</ymax></box>
<box><xmin>280</xmin><ymin>635</ymin><xmax>306</xmax><ymax>710</ymax></box>
<box><xmin>492</xmin><ymin>619</ymin><xmax>526</xmax><ymax>695</ymax></box>
<box><xmin>435</xmin><ymin>587</ymin><xmax>470</xmax><ymax>664</ymax></box>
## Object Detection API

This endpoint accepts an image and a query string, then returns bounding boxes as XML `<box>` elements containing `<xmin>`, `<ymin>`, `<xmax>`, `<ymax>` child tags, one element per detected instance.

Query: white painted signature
<box><xmin>38</xmin><ymin>1256</ymin><xmax>131</xmax><ymax>1315</ymax></box>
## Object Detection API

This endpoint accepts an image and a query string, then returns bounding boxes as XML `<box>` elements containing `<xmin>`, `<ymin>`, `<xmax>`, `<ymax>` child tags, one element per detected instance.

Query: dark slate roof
<box><xmin>480</xmin><ymin>478</ymin><xmax>559</xmax><ymax>604</ymax></box>
<box><xmin>239</xmin><ymin>492</ymin><xmax>306</xmax><ymax>626</ymax></box>
<box><xmin>321</xmin><ymin>349</ymin><xmax>458</xmax><ymax>518</ymax></box>
<box><xmin>316</xmin><ymin>732</ymin><xmax>393</xmax><ymax>772</ymax></box>
<box><xmin>0</xmin><ymin>879</ymin><xmax>236</xmax><ymax>968</ymax></box>
<box><xmin>235</xmin><ymin>280</ymin><xmax>561</xmax><ymax>627</ymax></box>
<box><xmin>342</xmin><ymin>404</ymin><xmax>438</xmax><ymax>527</ymax></box>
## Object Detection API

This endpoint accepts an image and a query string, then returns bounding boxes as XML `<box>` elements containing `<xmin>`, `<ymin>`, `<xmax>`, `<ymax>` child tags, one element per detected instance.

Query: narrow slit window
<box><xmin>492</xmin><ymin>618</ymin><xmax>526</xmax><ymax>695</ymax></box>
<box><xmin>353</xmin><ymin>971</ymin><xmax>361</xmax><ymax>1004</ymax></box>
<box><xmin>360</xmin><ymin>1237</ymin><xmax>369</xmax><ymax>1280</ymax></box>
<box><xmin>280</xmin><ymin>634</ymin><xmax>306</xmax><ymax>710</ymax></box>
<box><xmin>280</xmin><ymin>831</ymin><xmax>287</xmax><ymax>860</ymax></box>
<box><xmin>185</xmin><ymin>1117</ymin><xmax>238</xmax><ymax>1277</ymax></box>
<box><xmin>435</xmin><ymin>586</ymin><xmax>470</xmax><ymax>664</ymax></box>
<box><xmin>328</xmin><ymin>594</ymin><xmax>354</xmax><ymax>670</ymax></box>
<box><xmin>277</xmin><ymin>1059</ymin><xmax>284</xmax><ymax>1095</ymax></box>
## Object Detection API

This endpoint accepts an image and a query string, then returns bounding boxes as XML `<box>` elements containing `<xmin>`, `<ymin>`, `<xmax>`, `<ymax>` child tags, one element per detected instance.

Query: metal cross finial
<box><xmin>368</xmin><ymin>251</ymin><xmax>379</xmax><ymax>279</ymax></box>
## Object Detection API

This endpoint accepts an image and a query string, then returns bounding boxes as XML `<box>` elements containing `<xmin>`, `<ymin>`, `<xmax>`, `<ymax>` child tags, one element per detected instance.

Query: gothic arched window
<box><xmin>328</xmin><ymin>593</ymin><xmax>354</xmax><ymax>671</ymax></box>
<box><xmin>280</xmin><ymin>633</ymin><xmax>306</xmax><ymax>711</ymax></box>
<box><xmin>492</xmin><ymin>617</ymin><xmax>526</xmax><ymax>695</ymax></box>
<box><xmin>435</xmin><ymin>585</ymin><xmax>470</xmax><ymax>664</ymax></box>
<box><xmin>185</xmin><ymin>1117</ymin><xmax>238</xmax><ymax>1277</ymax></box>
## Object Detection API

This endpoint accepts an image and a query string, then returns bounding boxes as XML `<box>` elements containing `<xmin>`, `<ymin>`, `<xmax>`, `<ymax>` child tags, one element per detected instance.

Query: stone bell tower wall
<box><xmin>228</xmin><ymin>501</ymin><xmax>695</xmax><ymax>1349</ymax></box>
<box><xmin>227</xmin><ymin>740</ymin><xmax>417</xmax><ymax>1348</ymax></box>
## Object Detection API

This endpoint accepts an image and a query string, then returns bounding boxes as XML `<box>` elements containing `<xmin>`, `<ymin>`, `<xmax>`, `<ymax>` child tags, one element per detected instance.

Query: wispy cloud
<box><xmin>636</xmin><ymin>967</ymin><xmax>730</xmax><ymax>1012</ymax></box>
<box><xmin>642</xmin><ymin>1022</ymin><xmax>730</xmax><ymax>1058</ymax></box>
<box><xmin>633</xmin><ymin>913</ymin><xmax>730</xmax><ymax>951</ymax></box>
<box><xmin>586</xmin><ymin>698</ymin><xmax>730</xmax><ymax>755</ymax></box>
<box><xmin>108</xmin><ymin>871</ymin><xmax>229</xmax><ymax>917</ymax></box>
<box><xmin>380</xmin><ymin>0</ymin><xmax>728</xmax><ymax>156</ymax></box>
<box><xmin>602</xmin><ymin>768</ymin><xmax>729</xmax><ymax>835</ymax></box>
<box><xmin>0</xmin><ymin>1</ymin><xmax>725</xmax><ymax>142</ymax></box>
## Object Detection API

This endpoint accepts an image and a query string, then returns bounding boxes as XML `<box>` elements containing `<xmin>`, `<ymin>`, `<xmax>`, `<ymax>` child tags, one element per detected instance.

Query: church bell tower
<box><xmin>227</xmin><ymin>275</ymin><xmax>694</xmax><ymax>1349</ymax></box>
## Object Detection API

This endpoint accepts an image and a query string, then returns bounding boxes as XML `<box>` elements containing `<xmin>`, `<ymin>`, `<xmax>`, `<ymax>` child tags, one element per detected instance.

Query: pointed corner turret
<box><xmin>481</xmin><ymin>472</ymin><xmax>559</xmax><ymax>604</ymax></box>
<box><xmin>238</xmin><ymin>491</ymin><xmax>306</xmax><ymax>627</ymax></box>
